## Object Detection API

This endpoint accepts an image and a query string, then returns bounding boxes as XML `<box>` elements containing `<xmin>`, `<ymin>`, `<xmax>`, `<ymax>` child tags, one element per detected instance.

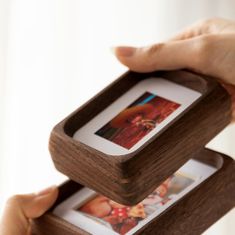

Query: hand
<box><xmin>114</xmin><ymin>18</ymin><xmax>235</xmax><ymax>120</ymax></box>
<box><xmin>0</xmin><ymin>186</ymin><xmax>58</xmax><ymax>235</ymax></box>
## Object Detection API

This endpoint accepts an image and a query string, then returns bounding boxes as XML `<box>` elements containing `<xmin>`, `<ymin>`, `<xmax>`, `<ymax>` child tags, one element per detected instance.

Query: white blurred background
<box><xmin>0</xmin><ymin>0</ymin><xmax>234</xmax><ymax>234</ymax></box>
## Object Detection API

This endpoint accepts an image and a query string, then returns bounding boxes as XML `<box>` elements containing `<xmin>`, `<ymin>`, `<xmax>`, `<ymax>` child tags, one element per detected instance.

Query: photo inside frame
<box><xmin>95</xmin><ymin>92</ymin><xmax>181</xmax><ymax>149</ymax></box>
<box><xmin>53</xmin><ymin>159</ymin><xmax>218</xmax><ymax>235</ymax></box>
<box><xmin>75</xmin><ymin>172</ymin><xmax>195</xmax><ymax>235</ymax></box>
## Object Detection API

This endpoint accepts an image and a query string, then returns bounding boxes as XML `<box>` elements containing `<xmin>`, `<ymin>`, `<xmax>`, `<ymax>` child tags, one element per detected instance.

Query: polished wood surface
<box><xmin>32</xmin><ymin>149</ymin><xmax>235</xmax><ymax>235</ymax></box>
<box><xmin>49</xmin><ymin>70</ymin><xmax>231</xmax><ymax>205</ymax></box>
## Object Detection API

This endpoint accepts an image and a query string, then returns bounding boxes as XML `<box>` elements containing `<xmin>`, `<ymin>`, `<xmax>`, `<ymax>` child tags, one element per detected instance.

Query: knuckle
<box><xmin>198</xmin><ymin>35</ymin><xmax>213</xmax><ymax>50</ymax></box>
<box><xmin>199</xmin><ymin>17</ymin><xmax>221</xmax><ymax>27</ymax></box>
<box><xmin>146</xmin><ymin>43</ymin><xmax>165</xmax><ymax>56</ymax></box>
<box><xmin>195</xmin><ymin>18</ymin><xmax>221</xmax><ymax>35</ymax></box>
<box><xmin>138</xmin><ymin>43</ymin><xmax>165</xmax><ymax>71</ymax></box>
<box><xmin>194</xmin><ymin>35</ymin><xmax>217</xmax><ymax>66</ymax></box>
<box><xmin>202</xmin><ymin>17</ymin><xmax>219</xmax><ymax>24</ymax></box>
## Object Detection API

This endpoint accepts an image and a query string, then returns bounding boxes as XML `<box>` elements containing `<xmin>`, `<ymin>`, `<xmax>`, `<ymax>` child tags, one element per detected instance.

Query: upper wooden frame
<box><xmin>49</xmin><ymin>70</ymin><xmax>231</xmax><ymax>205</ymax></box>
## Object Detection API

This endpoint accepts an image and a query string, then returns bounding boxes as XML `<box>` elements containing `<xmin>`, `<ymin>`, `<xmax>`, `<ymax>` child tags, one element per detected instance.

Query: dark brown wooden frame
<box><xmin>32</xmin><ymin>149</ymin><xmax>235</xmax><ymax>235</ymax></box>
<box><xmin>49</xmin><ymin>70</ymin><xmax>231</xmax><ymax>205</ymax></box>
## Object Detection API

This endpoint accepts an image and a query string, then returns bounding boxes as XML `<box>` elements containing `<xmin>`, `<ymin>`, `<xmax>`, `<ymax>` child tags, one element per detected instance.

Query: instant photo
<box><xmin>73</xmin><ymin>78</ymin><xmax>202</xmax><ymax>155</ymax></box>
<box><xmin>76</xmin><ymin>172</ymin><xmax>193</xmax><ymax>235</ymax></box>
<box><xmin>53</xmin><ymin>159</ymin><xmax>217</xmax><ymax>235</ymax></box>
<box><xmin>95</xmin><ymin>92</ymin><xmax>181</xmax><ymax>149</ymax></box>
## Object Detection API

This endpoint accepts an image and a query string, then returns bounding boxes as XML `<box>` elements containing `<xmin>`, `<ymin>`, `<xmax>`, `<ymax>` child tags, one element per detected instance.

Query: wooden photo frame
<box><xmin>32</xmin><ymin>149</ymin><xmax>235</xmax><ymax>235</ymax></box>
<box><xmin>49</xmin><ymin>70</ymin><xmax>231</xmax><ymax>205</ymax></box>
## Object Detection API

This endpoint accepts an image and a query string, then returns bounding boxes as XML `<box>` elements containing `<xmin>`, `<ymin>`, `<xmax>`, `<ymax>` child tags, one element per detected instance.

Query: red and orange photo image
<box><xmin>95</xmin><ymin>92</ymin><xmax>181</xmax><ymax>149</ymax></box>
<box><xmin>76</xmin><ymin>172</ymin><xmax>194</xmax><ymax>235</ymax></box>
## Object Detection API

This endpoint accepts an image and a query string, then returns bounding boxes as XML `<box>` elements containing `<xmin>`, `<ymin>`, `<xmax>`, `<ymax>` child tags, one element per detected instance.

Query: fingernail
<box><xmin>37</xmin><ymin>185</ymin><xmax>57</xmax><ymax>196</ymax></box>
<box><xmin>112</xmin><ymin>46</ymin><xmax>136</xmax><ymax>57</ymax></box>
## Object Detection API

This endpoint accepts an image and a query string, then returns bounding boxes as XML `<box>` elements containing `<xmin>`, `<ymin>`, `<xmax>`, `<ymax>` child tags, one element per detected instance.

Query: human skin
<box><xmin>113</xmin><ymin>18</ymin><xmax>235</xmax><ymax>120</ymax></box>
<box><xmin>0</xmin><ymin>186</ymin><xmax>58</xmax><ymax>235</ymax></box>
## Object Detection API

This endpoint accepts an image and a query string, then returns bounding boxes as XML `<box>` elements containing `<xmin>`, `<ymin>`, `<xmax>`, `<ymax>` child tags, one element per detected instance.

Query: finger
<box><xmin>168</xmin><ymin>19</ymin><xmax>213</xmax><ymax>42</ymax></box>
<box><xmin>170</xmin><ymin>22</ymin><xmax>205</xmax><ymax>41</ymax></box>
<box><xmin>0</xmin><ymin>186</ymin><xmax>58</xmax><ymax>235</ymax></box>
<box><xmin>113</xmin><ymin>37</ymin><xmax>204</xmax><ymax>73</ymax></box>
<box><xmin>170</xmin><ymin>18</ymin><xmax>233</xmax><ymax>41</ymax></box>
<box><xmin>114</xmin><ymin>34</ymin><xmax>235</xmax><ymax>83</ymax></box>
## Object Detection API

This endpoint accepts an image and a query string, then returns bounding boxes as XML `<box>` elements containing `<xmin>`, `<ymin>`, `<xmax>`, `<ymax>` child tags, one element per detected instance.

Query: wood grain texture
<box><xmin>49</xmin><ymin>70</ymin><xmax>232</xmax><ymax>205</ymax></box>
<box><xmin>32</xmin><ymin>149</ymin><xmax>235</xmax><ymax>235</ymax></box>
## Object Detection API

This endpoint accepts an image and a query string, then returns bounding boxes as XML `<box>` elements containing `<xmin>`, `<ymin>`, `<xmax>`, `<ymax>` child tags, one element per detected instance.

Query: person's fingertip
<box><xmin>28</xmin><ymin>187</ymin><xmax>58</xmax><ymax>218</ymax></box>
<box><xmin>114</xmin><ymin>46</ymin><xmax>136</xmax><ymax>57</ymax></box>
<box><xmin>36</xmin><ymin>185</ymin><xmax>58</xmax><ymax>196</ymax></box>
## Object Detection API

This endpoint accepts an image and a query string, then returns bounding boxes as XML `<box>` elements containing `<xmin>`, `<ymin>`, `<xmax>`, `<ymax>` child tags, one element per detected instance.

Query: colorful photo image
<box><xmin>76</xmin><ymin>172</ymin><xmax>194</xmax><ymax>235</ymax></box>
<box><xmin>95</xmin><ymin>92</ymin><xmax>181</xmax><ymax>149</ymax></box>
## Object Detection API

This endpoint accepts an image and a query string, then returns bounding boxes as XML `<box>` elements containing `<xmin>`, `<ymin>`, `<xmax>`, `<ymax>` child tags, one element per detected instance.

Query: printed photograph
<box><xmin>95</xmin><ymin>92</ymin><xmax>181</xmax><ymax>149</ymax></box>
<box><xmin>76</xmin><ymin>172</ymin><xmax>195</xmax><ymax>235</ymax></box>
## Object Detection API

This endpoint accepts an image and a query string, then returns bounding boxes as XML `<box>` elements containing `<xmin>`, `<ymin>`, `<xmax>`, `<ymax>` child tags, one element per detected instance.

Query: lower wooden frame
<box><xmin>32</xmin><ymin>149</ymin><xmax>235</xmax><ymax>235</ymax></box>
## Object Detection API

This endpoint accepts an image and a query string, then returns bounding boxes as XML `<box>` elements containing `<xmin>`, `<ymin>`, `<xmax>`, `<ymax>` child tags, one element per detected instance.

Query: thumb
<box><xmin>0</xmin><ymin>186</ymin><xmax>58</xmax><ymax>235</ymax></box>
<box><xmin>113</xmin><ymin>36</ymin><xmax>212</xmax><ymax>74</ymax></box>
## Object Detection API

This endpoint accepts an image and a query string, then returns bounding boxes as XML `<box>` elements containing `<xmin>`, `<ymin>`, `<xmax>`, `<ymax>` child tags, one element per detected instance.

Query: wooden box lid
<box><xmin>49</xmin><ymin>70</ymin><xmax>231</xmax><ymax>205</ymax></box>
